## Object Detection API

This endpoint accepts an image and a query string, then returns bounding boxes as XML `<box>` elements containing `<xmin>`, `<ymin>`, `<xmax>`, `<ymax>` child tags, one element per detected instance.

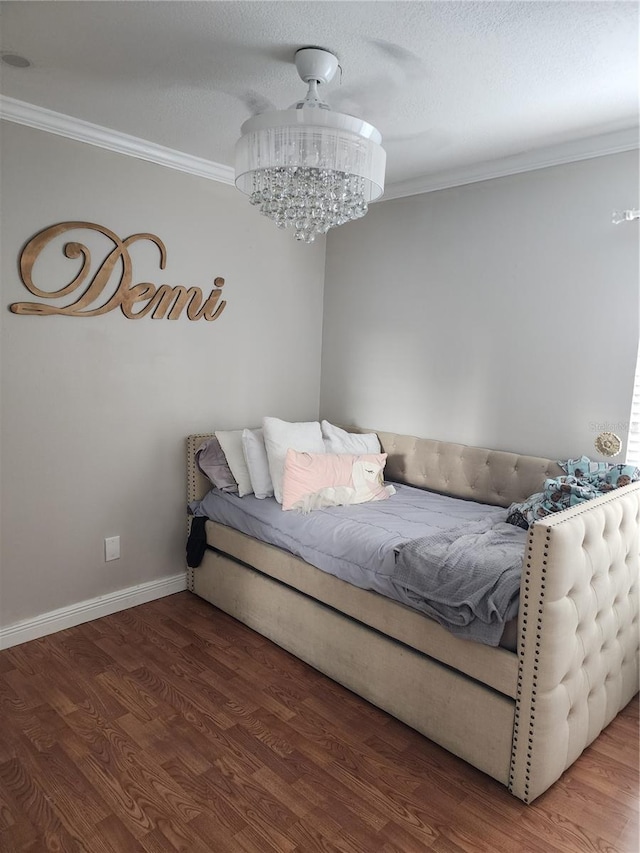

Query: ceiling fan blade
<box><xmin>329</xmin><ymin>76</ymin><xmax>399</xmax><ymax>124</ymax></box>
<box><xmin>237</xmin><ymin>90</ymin><xmax>276</xmax><ymax>115</ymax></box>
<box><xmin>368</xmin><ymin>39</ymin><xmax>424</xmax><ymax>80</ymax></box>
<box><xmin>328</xmin><ymin>39</ymin><xmax>426</xmax><ymax>134</ymax></box>
<box><xmin>384</xmin><ymin>128</ymin><xmax>449</xmax><ymax>146</ymax></box>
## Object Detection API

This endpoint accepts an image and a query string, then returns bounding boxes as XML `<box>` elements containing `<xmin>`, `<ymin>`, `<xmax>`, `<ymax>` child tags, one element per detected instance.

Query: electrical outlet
<box><xmin>104</xmin><ymin>536</ymin><xmax>120</xmax><ymax>561</ymax></box>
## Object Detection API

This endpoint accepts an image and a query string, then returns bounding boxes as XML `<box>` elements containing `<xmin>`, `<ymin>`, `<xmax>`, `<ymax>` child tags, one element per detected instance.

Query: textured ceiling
<box><xmin>1</xmin><ymin>0</ymin><xmax>638</xmax><ymax>189</ymax></box>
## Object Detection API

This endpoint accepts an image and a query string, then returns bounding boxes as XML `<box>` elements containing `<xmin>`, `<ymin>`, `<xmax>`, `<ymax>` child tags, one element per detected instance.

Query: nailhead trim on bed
<box><xmin>509</xmin><ymin>525</ymin><xmax>548</xmax><ymax>804</ymax></box>
<box><xmin>186</xmin><ymin>433</ymin><xmax>215</xmax><ymax>592</ymax></box>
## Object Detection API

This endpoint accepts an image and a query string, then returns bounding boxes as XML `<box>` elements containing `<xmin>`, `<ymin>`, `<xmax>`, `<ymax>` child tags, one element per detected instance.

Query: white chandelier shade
<box><xmin>234</xmin><ymin>48</ymin><xmax>386</xmax><ymax>243</ymax></box>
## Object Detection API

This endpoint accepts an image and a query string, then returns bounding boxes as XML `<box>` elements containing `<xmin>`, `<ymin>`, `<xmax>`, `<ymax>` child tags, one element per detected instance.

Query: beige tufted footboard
<box><xmin>510</xmin><ymin>482</ymin><xmax>640</xmax><ymax>802</ymax></box>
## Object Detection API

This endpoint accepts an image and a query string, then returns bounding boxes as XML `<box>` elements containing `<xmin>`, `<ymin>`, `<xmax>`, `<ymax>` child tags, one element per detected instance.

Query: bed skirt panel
<box><xmin>193</xmin><ymin>549</ymin><xmax>515</xmax><ymax>786</ymax></box>
<box><xmin>204</xmin><ymin>521</ymin><xmax>519</xmax><ymax>698</ymax></box>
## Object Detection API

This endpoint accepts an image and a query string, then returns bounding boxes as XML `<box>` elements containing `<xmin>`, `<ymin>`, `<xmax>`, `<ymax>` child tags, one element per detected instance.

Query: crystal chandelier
<box><xmin>235</xmin><ymin>48</ymin><xmax>386</xmax><ymax>243</ymax></box>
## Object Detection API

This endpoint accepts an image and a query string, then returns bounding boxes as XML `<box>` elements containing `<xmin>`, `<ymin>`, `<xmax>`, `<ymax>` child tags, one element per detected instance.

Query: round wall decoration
<box><xmin>594</xmin><ymin>431</ymin><xmax>622</xmax><ymax>457</ymax></box>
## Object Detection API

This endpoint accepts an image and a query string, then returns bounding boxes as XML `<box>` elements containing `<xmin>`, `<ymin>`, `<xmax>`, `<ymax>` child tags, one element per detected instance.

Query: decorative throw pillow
<box><xmin>321</xmin><ymin>420</ymin><xmax>381</xmax><ymax>454</ymax></box>
<box><xmin>195</xmin><ymin>437</ymin><xmax>238</xmax><ymax>493</ymax></box>
<box><xmin>214</xmin><ymin>430</ymin><xmax>254</xmax><ymax>497</ymax></box>
<box><xmin>262</xmin><ymin>417</ymin><xmax>326</xmax><ymax>504</ymax></box>
<box><xmin>241</xmin><ymin>428</ymin><xmax>274</xmax><ymax>499</ymax></box>
<box><xmin>282</xmin><ymin>449</ymin><xmax>396</xmax><ymax>512</ymax></box>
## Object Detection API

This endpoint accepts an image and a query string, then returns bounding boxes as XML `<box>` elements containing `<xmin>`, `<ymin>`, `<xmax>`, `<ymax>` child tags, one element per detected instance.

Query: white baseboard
<box><xmin>0</xmin><ymin>572</ymin><xmax>188</xmax><ymax>650</ymax></box>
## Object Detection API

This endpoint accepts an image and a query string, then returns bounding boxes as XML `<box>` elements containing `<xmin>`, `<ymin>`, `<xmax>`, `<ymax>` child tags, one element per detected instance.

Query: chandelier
<box><xmin>234</xmin><ymin>47</ymin><xmax>386</xmax><ymax>243</ymax></box>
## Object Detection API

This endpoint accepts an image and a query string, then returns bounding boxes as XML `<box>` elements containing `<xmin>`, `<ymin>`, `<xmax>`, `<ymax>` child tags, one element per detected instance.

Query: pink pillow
<box><xmin>282</xmin><ymin>450</ymin><xmax>396</xmax><ymax>512</ymax></box>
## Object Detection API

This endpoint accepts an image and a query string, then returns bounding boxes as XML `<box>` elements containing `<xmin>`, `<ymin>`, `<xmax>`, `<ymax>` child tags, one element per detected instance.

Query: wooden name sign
<box><xmin>10</xmin><ymin>221</ymin><xmax>227</xmax><ymax>321</ymax></box>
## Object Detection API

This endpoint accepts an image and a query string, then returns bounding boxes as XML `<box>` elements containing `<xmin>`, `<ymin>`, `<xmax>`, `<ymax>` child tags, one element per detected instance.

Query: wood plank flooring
<box><xmin>0</xmin><ymin>591</ymin><xmax>637</xmax><ymax>852</ymax></box>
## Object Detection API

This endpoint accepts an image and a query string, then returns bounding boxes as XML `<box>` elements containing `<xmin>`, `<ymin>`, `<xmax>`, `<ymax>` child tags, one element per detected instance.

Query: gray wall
<box><xmin>321</xmin><ymin>151</ymin><xmax>639</xmax><ymax>460</ymax></box>
<box><xmin>0</xmin><ymin>122</ymin><xmax>326</xmax><ymax>627</ymax></box>
<box><xmin>2</xmin><ymin>122</ymin><xmax>637</xmax><ymax>633</ymax></box>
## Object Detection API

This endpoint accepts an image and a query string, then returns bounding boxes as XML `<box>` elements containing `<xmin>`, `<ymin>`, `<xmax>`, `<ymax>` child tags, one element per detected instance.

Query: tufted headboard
<box><xmin>188</xmin><ymin>428</ymin><xmax>562</xmax><ymax>508</ymax></box>
<box><xmin>357</xmin><ymin>429</ymin><xmax>563</xmax><ymax>508</ymax></box>
<box><xmin>187</xmin><ymin>433</ymin><xmax>217</xmax><ymax>504</ymax></box>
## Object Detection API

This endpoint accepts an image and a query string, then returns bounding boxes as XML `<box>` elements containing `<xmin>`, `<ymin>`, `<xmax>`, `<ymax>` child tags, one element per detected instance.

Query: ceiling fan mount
<box><xmin>294</xmin><ymin>47</ymin><xmax>339</xmax><ymax>86</ymax></box>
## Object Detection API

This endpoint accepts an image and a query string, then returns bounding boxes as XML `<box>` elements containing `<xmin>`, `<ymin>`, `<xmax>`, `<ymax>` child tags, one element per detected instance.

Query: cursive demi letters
<box><xmin>10</xmin><ymin>222</ymin><xmax>227</xmax><ymax>321</ymax></box>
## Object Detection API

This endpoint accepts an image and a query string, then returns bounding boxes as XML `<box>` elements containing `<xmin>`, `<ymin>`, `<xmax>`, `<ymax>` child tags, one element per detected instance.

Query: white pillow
<box><xmin>321</xmin><ymin>420</ymin><xmax>381</xmax><ymax>455</ymax></box>
<box><xmin>242</xmin><ymin>428</ymin><xmax>273</xmax><ymax>499</ymax></box>
<box><xmin>214</xmin><ymin>430</ymin><xmax>254</xmax><ymax>497</ymax></box>
<box><xmin>262</xmin><ymin>417</ymin><xmax>325</xmax><ymax>503</ymax></box>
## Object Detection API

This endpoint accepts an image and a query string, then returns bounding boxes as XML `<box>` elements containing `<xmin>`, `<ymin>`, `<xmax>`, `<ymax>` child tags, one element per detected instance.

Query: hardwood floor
<box><xmin>0</xmin><ymin>592</ymin><xmax>637</xmax><ymax>852</ymax></box>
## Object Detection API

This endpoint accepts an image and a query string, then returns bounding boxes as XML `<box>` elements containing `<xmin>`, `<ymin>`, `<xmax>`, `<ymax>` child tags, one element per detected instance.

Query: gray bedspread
<box><xmin>190</xmin><ymin>483</ymin><xmax>526</xmax><ymax>646</ymax></box>
<box><xmin>393</xmin><ymin>519</ymin><xmax>527</xmax><ymax>645</ymax></box>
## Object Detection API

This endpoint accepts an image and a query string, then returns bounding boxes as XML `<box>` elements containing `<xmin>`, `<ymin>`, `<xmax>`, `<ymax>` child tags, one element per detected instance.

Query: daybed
<box><xmin>185</xmin><ymin>428</ymin><xmax>639</xmax><ymax>803</ymax></box>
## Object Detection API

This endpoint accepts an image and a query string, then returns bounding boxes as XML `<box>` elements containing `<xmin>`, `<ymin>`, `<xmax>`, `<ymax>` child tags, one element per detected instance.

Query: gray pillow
<box><xmin>196</xmin><ymin>437</ymin><xmax>238</xmax><ymax>492</ymax></box>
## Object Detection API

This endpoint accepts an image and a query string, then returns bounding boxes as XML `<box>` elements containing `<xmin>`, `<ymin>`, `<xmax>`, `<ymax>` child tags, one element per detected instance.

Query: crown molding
<box><xmin>382</xmin><ymin>127</ymin><xmax>640</xmax><ymax>200</ymax></box>
<box><xmin>1</xmin><ymin>96</ymin><xmax>637</xmax><ymax>199</ymax></box>
<box><xmin>0</xmin><ymin>95</ymin><xmax>235</xmax><ymax>185</ymax></box>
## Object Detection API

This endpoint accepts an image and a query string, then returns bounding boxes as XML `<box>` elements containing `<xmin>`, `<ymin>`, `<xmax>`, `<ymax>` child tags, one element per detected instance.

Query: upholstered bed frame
<box><xmin>186</xmin><ymin>429</ymin><xmax>639</xmax><ymax>803</ymax></box>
